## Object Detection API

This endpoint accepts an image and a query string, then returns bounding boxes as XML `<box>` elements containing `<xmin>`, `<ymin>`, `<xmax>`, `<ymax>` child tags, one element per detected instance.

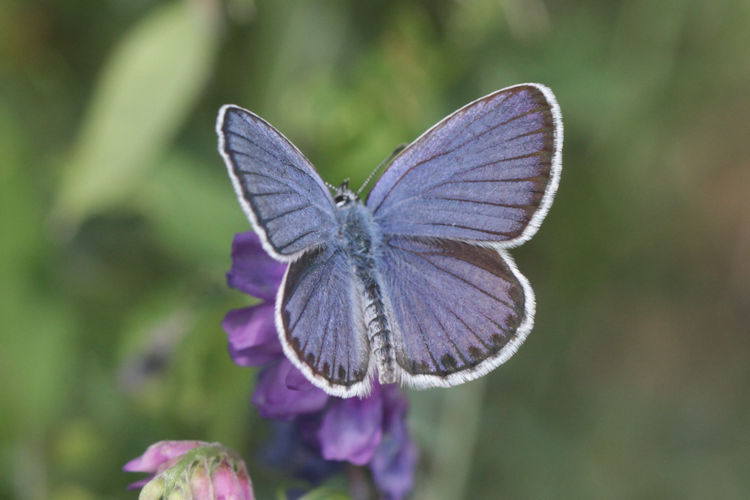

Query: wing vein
<box><xmin>257</xmin><ymin>204</ymin><xmax>313</xmax><ymax>225</ymax></box>
<box><xmin>287</xmin><ymin>249</ymin><xmax>342</xmax><ymax>335</ymax></box>
<box><xmin>412</xmin><ymin>287</ymin><xmax>470</xmax><ymax>368</ymax></box>
<box><xmin>408</xmin><ymin>222</ymin><xmax>515</xmax><ymax>238</ymax></box>
<box><xmin>300</xmin><ymin>263</ymin><xmax>338</xmax><ymax>359</ymax></box>
<box><xmin>226</xmin><ymin>147</ymin><xmax>330</xmax><ymax>203</ymax></box>
<box><xmin>278</xmin><ymin>229</ymin><xmax>318</xmax><ymax>252</ymax></box>
<box><xmin>223</xmin><ymin>131</ymin><xmax>283</xmax><ymax>164</ymax></box>
<box><xmin>373</xmin><ymin>105</ymin><xmax>546</xmax><ymax>212</ymax></box>
<box><xmin>426</xmin><ymin>196</ymin><xmax>535</xmax><ymax>209</ymax></box>
<box><xmin>396</xmin><ymin>274</ymin><xmax>441</xmax><ymax>371</ymax></box>
<box><xmin>390</xmin><ymin>241</ymin><xmax>516</xmax><ymax>308</ymax></box>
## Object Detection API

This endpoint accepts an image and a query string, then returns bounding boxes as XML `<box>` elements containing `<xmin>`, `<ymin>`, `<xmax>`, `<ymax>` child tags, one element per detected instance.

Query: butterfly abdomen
<box><xmin>336</xmin><ymin>199</ymin><xmax>396</xmax><ymax>385</ymax></box>
<box><xmin>359</xmin><ymin>271</ymin><xmax>396</xmax><ymax>385</ymax></box>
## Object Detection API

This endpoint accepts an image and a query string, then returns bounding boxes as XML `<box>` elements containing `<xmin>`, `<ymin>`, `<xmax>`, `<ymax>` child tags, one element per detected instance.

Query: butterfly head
<box><xmin>334</xmin><ymin>180</ymin><xmax>359</xmax><ymax>207</ymax></box>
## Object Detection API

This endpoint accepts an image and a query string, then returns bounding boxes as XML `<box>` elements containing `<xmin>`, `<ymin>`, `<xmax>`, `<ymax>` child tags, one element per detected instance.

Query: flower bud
<box><xmin>124</xmin><ymin>440</ymin><xmax>254</xmax><ymax>499</ymax></box>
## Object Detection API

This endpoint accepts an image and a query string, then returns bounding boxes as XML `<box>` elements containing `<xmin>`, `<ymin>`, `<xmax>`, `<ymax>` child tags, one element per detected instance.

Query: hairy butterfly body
<box><xmin>217</xmin><ymin>83</ymin><xmax>563</xmax><ymax>397</ymax></box>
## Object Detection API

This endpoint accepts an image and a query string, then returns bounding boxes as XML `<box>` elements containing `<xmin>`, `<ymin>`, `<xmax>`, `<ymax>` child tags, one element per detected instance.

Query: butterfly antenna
<box><xmin>323</xmin><ymin>179</ymin><xmax>337</xmax><ymax>192</ymax></box>
<box><xmin>357</xmin><ymin>143</ymin><xmax>408</xmax><ymax>195</ymax></box>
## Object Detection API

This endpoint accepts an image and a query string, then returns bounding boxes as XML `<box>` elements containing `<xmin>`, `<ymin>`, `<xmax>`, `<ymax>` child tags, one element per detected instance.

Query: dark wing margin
<box><xmin>366</xmin><ymin>83</ymin><xmax>562</xmax><ymax>247</ymax></box>
<box><xmin>276</xmin><ymin>245</ymin><xmax>373</xmax><ymax>397</ymax></box>
<box><xmin>377</xmin><ymin>236</ymin><xmax>534</xmax><ymax>388</ymax></box>
<box><xmin>217</xmin><ymin>105</ymin><xmax>337</xmax><ymax>261</ymax></box>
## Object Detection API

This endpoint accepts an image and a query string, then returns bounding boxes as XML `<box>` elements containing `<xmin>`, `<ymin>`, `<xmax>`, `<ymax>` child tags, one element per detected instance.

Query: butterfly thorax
<box><xmin>334</xmin><ymin>190</ymin><xmax>396</xmax><ymax>385</ymax></box>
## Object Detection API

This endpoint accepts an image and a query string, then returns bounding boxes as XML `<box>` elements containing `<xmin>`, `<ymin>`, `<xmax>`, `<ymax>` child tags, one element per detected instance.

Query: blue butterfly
<box><xmin>217</xmin><ymin>83</ymin><xmax>562</xmax><ymax>397</ymax></box>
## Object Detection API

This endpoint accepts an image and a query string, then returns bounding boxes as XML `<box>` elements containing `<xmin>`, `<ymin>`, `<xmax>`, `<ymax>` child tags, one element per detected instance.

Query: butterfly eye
<box><xmin>334</xmin><ymin>193</ymin><xmax>349</xmax><ymax>206</ymax></box>
<box><xmin>334</xmin><ymin>181</ymin><xmax>358</xmax><ymax>207</ymax></box>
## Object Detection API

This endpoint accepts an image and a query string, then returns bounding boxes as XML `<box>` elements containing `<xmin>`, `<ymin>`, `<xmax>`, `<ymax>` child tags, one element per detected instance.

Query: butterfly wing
<box><xmin>366</xmin><ymin>83</ymin><xmax>562</xmax><ymax>247</ymax></box>
<box><xmin>377</xmin><ymin>236</ymin><xmax>532</xmax><ymax>388</ymax></box>
<box><xmin>217</xmin><ymin>105</ymin><xmax>337</xmax><ymax>261</ymax></box>
<box><xmin>367</xmin><ymin>83</ymin><xmax>562</xmax><ymax>387</ymax></box>
<box><xmin>277</xmin><ymin>245</ymin><xmax>373</xmax><ymax>397</ymax></box>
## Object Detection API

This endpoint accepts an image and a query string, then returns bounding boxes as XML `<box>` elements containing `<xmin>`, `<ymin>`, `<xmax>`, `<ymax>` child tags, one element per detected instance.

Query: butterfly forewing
<box><xmin>366</xmin><ymin>84</ymin><xmax>562</xmax><ymax>247</ymax></box>
<box><xmin>376</xmin><ymin>237</ymin><xmax>532</xmax><ymax>387</ymax></box>
<box><xmin>217</xmin><ymin>105</ymin><xmax>338</xmax><ymax>260</ymax></box>
<box><xmin>277</xmin><ymin>245</ymin><xmax>372</xmax><ymax>397</ymax></box>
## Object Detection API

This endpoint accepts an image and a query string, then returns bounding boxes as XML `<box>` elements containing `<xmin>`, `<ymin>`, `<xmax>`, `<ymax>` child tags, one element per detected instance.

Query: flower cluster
<box><xmin>222</xmin><ymin>232</ymin><xmax>417</xmax><ymax>499</ymax></box>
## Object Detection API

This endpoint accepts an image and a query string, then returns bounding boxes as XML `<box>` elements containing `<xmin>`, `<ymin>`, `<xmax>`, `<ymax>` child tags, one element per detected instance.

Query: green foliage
<box><xmin>285</xmin><ymin>486</ymin><xmax>351</xmax><ymax>500</ymax></box>
<box><xmin>1</xmin><ymin>0</ymin><xmax>750</xmax><ymax>498</ymax></box>
<box><xmin>54</xmin><ymin>1</ymin><xmax>219</xmax><ymax>229</ymax></box>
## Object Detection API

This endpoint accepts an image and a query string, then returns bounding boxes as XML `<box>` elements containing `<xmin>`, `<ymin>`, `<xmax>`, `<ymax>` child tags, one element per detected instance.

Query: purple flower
<box><xmin>226</xmin><ymin>232</ymin><xmax>286</xmax><ymax>301</ymax></box>
<box><xmin>370</xmin><ymin>386</ymin><xmax>418</xmax><ymax>500</ymax></box>
<box><xmin>317</xmin><ymin>382</ymin><xmax>384</xmax><ymax>465</ymax></box>
<box><xmin>262</xmin><ymin>420</ymin><xmax>343</xmax><ymax>484</ymax></box>
<box><xmin>252</xmin><ymin>358</ymin><xmax>329</xmax><ymax>419</ymax></box>
<box><xmin>124</xmin><ymin>440</ymin><xmax>255</xmax><ymax>499</ymax></box>
<box><xmin>223</xmin><ymin>304</ymin><xmax>283</xmax><ymax>366</ymax></box>
<box><xmin>223</xmin><ymin>232</ymin><xmax>287</xmax><ymax>367</ymax></box>
<box><xmin>223</xmin><ymin>231</ymin><xmax>417</xmax><ymax>498</ymax></box>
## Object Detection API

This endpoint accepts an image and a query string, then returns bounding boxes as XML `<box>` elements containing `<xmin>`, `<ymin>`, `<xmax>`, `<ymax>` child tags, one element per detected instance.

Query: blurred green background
<box><xmin>2</xmin><ymin>0</ymin><xmax>749</xmax><ymax>498</ymax></box>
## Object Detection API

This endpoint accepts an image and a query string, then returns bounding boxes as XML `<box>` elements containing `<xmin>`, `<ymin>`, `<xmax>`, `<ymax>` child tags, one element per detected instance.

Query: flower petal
<box><xmin>369</xmin><ymin>416</ymin><xmax>417</xmax><ymax>500</ymax></box>
<box><xmin>212</xmin><ymin>460</ymin><xmax>254</xmax><ymax>500</ymax></box>
<box><xmin>189</xmin><ymin>459</ymin><xmax>213</xmax><ymax>498</ymax></box>
<box><xmin>317</xmin><ymin>386</ymin><xmax>384</xmax><ymax>465</ymax></box>
<box><xmin>252</xmin><ymin>359</ymin><xmax>329</xmax><ymax>420</ymax></box>
<box><xmin>123</xmin><ymin>440</ymin><xmax>205</xmax><ymax>472</ymax></box>
<box><xmin>370</xmin><ymin>386</ymin><xmax>417</xmax><ymax>500</ymax></box>
<box><xmin>284</xmin><ymin>364</ymin><xmax>316</xmax><ymax>391</ymax></box>
<box><xmin>261</xmin><ymin>420</ymin><xmax>342</xmax><ymax>485</ymax></box>
<box><xmin>227</xmin><ymin>232</ymin><xmax>285</xmax><ymax>301</ymax></box>
<box><xmin>223</xmin><ymin>304</ymin><xmax>282</xmax><ymax>366</ymax></box>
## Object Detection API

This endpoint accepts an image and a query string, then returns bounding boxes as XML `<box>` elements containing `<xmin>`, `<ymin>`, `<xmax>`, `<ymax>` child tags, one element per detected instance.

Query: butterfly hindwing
<box><xmin>217</xmin><ymin>105</ymin><xmax>338</xmax><ymax>260</ymax></box>
<box><xmin>366</xmin><ymin>83</ymin><xmax>562</xmax><ymax>247</ymax></box>
<box><xmin>376</xmin><ymin>236</ymin><xmax>532</xmax><ymax>387</ymax></box>
<box><xmin>277</xmin><ymin>244</ymin><xmax>372</xmax><ymax>397</ymax></box>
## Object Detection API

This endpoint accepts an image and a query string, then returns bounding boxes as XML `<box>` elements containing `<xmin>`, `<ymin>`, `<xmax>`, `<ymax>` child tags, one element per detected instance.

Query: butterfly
<box><xmin>217</xmin><ymin>83</ymin><xmax>562</xmax><ymax>398</ymax></box>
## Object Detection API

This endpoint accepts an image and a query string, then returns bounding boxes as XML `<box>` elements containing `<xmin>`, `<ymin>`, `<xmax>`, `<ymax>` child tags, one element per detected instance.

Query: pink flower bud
<box><xmin>124</xmin><ymin>440</ymin><xmax>254</xmax><ymax>499</ymax></box>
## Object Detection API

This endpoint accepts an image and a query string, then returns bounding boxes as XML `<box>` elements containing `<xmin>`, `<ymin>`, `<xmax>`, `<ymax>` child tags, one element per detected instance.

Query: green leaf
<box><xmin>297</xmin><ymin>486</ymin><xmax>351</xmax><ymax>500</ymax></box>
<box><xmin>54</xmin><ymin>1</ymin><xmax>219</xmax><ymax>229</ymax></box>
